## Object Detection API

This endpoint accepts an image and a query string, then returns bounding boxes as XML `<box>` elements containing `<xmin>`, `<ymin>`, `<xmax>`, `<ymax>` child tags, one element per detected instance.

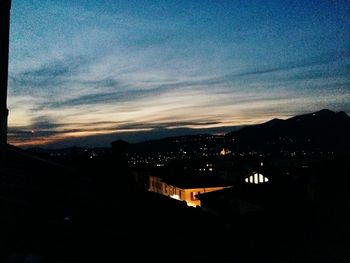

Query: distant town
<box><xmin>2</xmin><ymin>106</ymin><xmax>350</xmax><ymax>262</ymax></box>
<box><xmin>27</xmin><ymin>109</ymin><xmax>350</xmax><ymax>208</ymax></box>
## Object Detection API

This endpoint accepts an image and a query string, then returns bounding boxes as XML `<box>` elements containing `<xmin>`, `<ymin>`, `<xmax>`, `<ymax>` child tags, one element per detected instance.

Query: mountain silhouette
<box><xmin>226</xmin><ymin>109</ymin><xmax>350</xmax><ymax>153</ymax></box>
<box><xmin>32</xmin><ymin>109</ymin><xmax>350</xmax><ymax>156</ymax></box>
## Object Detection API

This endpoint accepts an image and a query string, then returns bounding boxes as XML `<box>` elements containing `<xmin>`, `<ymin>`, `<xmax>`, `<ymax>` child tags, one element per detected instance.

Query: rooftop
<box><xmin>162</xmin><ymin>175</ymin><xmax>232</xmax><ymax>189</ymax></box>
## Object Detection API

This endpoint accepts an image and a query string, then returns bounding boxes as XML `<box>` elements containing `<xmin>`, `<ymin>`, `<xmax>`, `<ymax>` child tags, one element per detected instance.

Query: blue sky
<box><xmin>7</xmin><ymin>0</ymin><xmax>350</xmax><ymax>147</ymax></box>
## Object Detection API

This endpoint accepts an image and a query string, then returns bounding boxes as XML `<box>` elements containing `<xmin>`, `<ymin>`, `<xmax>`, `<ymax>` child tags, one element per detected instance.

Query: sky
<box><xmin>7</xmin><ymin>0</ymin><xmax>350</xmax><ymax>147</ymax></box>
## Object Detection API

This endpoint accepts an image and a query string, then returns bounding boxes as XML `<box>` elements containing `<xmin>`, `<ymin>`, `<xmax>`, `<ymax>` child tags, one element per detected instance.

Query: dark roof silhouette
<box><xmin>2</xmin><ymin>144</ymin><xmax>69</xmax><ymax>174</ymax></box>
<box><xmin>162</xmin><ymin>175</ymin><xmax>232</xmax><ymax>189</ymax></box>
<box><xmin>111</xmin><ymin>139</ymin><xmax>129</xmax><ymax>147</ymax></box>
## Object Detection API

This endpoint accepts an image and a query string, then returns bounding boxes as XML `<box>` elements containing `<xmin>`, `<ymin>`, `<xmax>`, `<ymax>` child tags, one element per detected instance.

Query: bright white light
<box><xmin>170</xmin><ymin>194</ymin><xmax>180</xmax><ymax>200</ymax></box>
<box><xmin>245</xmin><ymin>173</ymin><xmax>269</xmax><ymax>184</ymax></box>
<box><xmin>254</xmin><ymin>173</ymin><xmax>258</xmax><ymax>184</ymax></box>
<box><xmin>259</xmin><ymin>173</ymin><xmax>264</xmax><ymax>183</ymax></box>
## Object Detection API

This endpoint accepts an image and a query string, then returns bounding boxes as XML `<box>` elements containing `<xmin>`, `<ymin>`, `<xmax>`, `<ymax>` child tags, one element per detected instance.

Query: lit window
<box><xmin>259</xmin><ymin>173</ymin><xmax>264</xmax><ymax>183</ymax></box>
<box><xmin>191</xmin><ymin>192</ymin><xmax>200</xmax><ymax>201</ymax></box>
<box><xmin>254</xmin><ymin>173</ymin><xmax>258</xmax><ymax>184</ymax></box>
<box><xmin>245</xmin><ymin>173</ymin><xmax>269</xmax><ymax>184</ymax></box>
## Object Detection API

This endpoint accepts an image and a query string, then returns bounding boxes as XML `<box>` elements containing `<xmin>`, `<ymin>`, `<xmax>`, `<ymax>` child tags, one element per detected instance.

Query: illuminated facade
<box><xmin>149</xmin><ymin>176</ymin><xmax>232</xmax><ymax>207</ymax></box>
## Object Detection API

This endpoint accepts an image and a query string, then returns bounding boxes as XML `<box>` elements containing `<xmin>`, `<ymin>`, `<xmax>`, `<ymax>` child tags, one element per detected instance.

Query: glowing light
<box><xmin>245</xmin><ymin>173</ymin><xmax>269</xmax><ymax>184</ymax></box>
<box><xmin>220</xmin><ymin>148</ymin><xmax>231</xmax><ymax>156</ymax></box>
<box><xmin>148</xmin><ymin>176</ymin><xmax>231</xmax><ymax>207</ymax></box>
<box><xmin>170</xmin><ymin>194</ymin><xmax>180</xmax><ymax>200</ymax></box>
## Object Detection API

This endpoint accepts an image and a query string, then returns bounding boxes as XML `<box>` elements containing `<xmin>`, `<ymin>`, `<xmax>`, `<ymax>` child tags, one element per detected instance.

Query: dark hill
<box><xmin>128</xmin><ymin>134</ymin><xmax>225</xmax><ymax>156</ymax></box>
<box><xmin>225</xmin><ymin>109</ymin><xmax>350</xmax><ymax>153</ymax></box>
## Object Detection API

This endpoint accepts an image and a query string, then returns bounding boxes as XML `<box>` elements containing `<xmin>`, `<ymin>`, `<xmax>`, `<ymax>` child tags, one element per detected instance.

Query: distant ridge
<box><xmin>26</xmin><ymin>109</ymin><xmax>350</xmax><ymax>155</ymax></box>
<box><xmin>226</xmin><ymin>109</ymin><xmax>350</xmax><ymax>153</ymax></box>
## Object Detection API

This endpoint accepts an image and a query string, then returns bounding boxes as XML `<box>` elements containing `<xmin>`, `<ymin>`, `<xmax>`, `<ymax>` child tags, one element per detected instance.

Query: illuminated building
<box><xmin>148</xmin><ymin>175</ymin><xmax>232</xmax><ymax>207</ymax></box>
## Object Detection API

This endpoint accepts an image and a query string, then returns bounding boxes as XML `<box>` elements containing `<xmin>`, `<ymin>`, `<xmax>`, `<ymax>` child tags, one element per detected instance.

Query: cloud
<box><xmin>8</xmin><ymin>48</ymin><xmax>350</xmax><ymax>148</ymax></box>
<box><xmin>9</xmin><ymin>56</ymin><xmax>90</xmax><ymax>93</ymax></box>
<box><xmin>7</xmin><ymin>116</ymin><xmax>226</xmax><ymax>148</ymax></box>
<box><xmin>80</xmin><ymin>78</ymin><xmax>120</xmax><ymax>88</ymax></box>
<box><xmin>7</xmin><ymin>0</ymin><xmax>350</xmax><ymax>147</ymax></box>
<box><xmin>212</xmin><ymin>49</ymin><xmax>350</xmax><ymax>84</ymax></box>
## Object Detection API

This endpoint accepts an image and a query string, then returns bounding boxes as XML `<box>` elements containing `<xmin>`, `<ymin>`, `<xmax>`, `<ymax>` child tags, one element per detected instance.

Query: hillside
<box><xmin>225</xmin><ymin>109</ymin><xmax>350</xmax><ymax>153</ymax></box>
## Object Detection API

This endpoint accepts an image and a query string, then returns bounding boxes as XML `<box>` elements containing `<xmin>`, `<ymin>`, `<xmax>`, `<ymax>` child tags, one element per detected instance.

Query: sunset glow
<box><xmin>8</xmin><ymin>0</ymin><xmax>350</xmax><ymax>147</ymax></box>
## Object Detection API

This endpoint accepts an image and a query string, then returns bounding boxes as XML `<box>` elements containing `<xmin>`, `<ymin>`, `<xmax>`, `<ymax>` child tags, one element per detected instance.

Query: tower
<box><xmin>0</xmin><ymin>0</ymin><xmax>11</xmax><ymax>163</ymax></box>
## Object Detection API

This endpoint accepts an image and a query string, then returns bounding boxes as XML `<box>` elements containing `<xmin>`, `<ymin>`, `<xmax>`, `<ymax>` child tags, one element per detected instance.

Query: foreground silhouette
<box><xmin>1</xmin><ymin>115</ymin><xmax>350</xmax><ymax>262</ymax></box>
